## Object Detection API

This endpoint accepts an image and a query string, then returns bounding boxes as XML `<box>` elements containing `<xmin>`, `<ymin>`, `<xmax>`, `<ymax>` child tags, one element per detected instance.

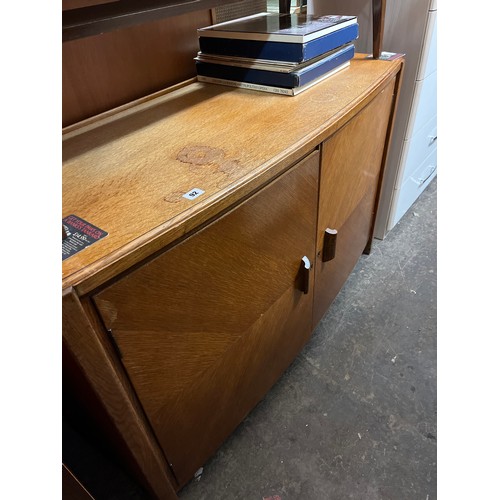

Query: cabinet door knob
<box><xmin>322</xmin><ymin>228</ymin><xmax>338</xmax><ymax>262</ymax></box>
<box><xmin>299</xmin><ymin>256</ymin><xmax>311</xmax><ymax>294</ymax></box>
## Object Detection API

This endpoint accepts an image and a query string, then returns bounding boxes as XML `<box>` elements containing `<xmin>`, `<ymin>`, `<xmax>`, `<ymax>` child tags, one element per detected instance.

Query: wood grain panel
<box><xmin>313</xmin><ymin>78</ymin><xmax>395</xmax><ymax>325</ymax></box>
<box><xmin>63</xmin><ymin>0</ymin><xmax>117</xmax><ymax>9</ymax></box>
<box><xmin>318</xmin><ymin>79</ymin><xmax>396</xmax><ymax>229</ymax></box>
<box><xmin>62</xmin><ymin>9</ymin><xmax>211</xmax><ymax>126</ymax></box>
<box><xmin>93</xmin><ymin>151</ymin><xmax>319</xmax><ymax>486</ymax></box>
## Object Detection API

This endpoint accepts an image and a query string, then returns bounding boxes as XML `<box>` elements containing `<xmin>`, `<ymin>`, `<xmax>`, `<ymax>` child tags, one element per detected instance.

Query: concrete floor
<box><xmin>178</xmin><ymin>177</ymin><xmax>437</xmax><ymax>500</ymax></box>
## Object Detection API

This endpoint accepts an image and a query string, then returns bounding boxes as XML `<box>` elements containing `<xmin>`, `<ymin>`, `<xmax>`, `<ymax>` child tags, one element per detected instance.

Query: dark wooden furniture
<box><xmin>62</xmin><ymin>0</ymin><xmax>241</xmax><ymax>41</ymax></box>
<box><xmin>372</xmin><ymin>0</ymin><xmax>386</xmax><ymax>58</ymax></box>
<box><xmin>63</xmin><ymin>54</ymin><xmax>403</xmax><ymax>498</ymax></box>
<box><xmin>62</xmin><ymin>464</ymin><xmax>95</xmax><ymax>500</ymax></box>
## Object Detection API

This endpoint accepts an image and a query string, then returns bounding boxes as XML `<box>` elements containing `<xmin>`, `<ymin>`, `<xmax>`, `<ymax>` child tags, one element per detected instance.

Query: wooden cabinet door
<box><xmin>92</xmin><ymin>151</ymin><xmax>319</xmax><ymax>488</ymax></box>
<box><xmin>313</xmin><ymin>80</ymin><xmax>396</xmax><ymax>326</ymax></box>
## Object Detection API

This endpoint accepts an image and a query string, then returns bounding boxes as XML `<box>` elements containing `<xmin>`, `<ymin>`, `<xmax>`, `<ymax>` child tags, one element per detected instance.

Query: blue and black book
<box><xmin>196</xmin><ymin>43</ymin><xmax>355</xmax><ymax>89</ymax></box>
<box><xmin>199</xmin><ymin>22</ymin><xmax>358</xmax><ymax>63</ymax></box>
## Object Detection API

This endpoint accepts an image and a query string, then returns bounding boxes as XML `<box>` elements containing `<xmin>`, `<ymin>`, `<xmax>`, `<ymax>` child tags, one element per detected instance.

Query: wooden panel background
<box><xmin>62</xmin><ymin>9</ymin><xmax>212</xmax><ymax>126</ymax></box>
<box><xmin>211</xmin><ymin>0</ymin><xmax>267</xmax><ymax>22</ymax></box>
<box><xmin>63</xmin><ymin>0</ymin><xmax>118</xmax><ymax>10</ymax></box>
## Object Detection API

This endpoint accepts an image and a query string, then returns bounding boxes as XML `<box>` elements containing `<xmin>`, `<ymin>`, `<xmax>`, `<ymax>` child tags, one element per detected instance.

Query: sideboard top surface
<box><xmin>62</xmin><ymin>54</ymin><xmax>403</xmax><ymax>293</ymax></box>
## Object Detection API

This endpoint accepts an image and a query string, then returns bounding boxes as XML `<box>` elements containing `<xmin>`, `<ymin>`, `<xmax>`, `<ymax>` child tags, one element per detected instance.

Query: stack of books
<box><xmin>195</xmin><ymin>12</ymin><xmax>359</xmax><ymax>96</ymax></box>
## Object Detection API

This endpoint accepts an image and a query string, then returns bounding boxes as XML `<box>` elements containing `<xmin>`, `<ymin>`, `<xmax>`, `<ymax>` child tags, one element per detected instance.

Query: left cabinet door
<box><xmin>92</xmin><ymin>151</ymin><xmax>319</xmax><ymax>488</ymax></box>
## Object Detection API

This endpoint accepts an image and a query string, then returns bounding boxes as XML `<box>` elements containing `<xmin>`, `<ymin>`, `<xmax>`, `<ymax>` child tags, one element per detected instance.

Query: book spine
<box><xmin>199</xmin><ymin>37</ymin><xmax>304</xmax><ymax>62</ymax></box>
<box><xmin>196</xmin><ymin>75</ymin><xmax>294</xmax><ymax>95</ymax></box>
<box><xmin>295</xmin><ymin>44</ymin><xmax>354</xmax><ymax>86</ymax></box>
<box><xmin>194</xmin><ymin>55</ymin><xmax>297</xmax><ymax>73</ymax></box>
<box><xmin>196</xmin><ymin>61</ymin><xmax>298</xmax><ymax>88</ymax></box>
<box><xmin>199</xmin><ymin>23</ymin><xmax>358</xmax><ymax>63</ymax></box>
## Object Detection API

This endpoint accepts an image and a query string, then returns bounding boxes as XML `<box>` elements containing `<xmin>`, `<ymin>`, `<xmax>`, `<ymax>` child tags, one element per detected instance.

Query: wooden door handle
<box><xmin>322</xmin><ymin>228</ymin><xmax>338</xmax><ymax>262</ymax></box>
<box><xmin>299</xmin><ymin>256</ymin><xmax>311</xmax><ymax>294</ymax></box>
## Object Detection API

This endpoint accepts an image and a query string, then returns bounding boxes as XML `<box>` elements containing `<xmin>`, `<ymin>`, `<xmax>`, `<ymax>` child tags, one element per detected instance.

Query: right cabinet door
<box><xmin>313</xmin><ymin>79</ymin><xmax>396</xmax><ymax>326</ymax></box>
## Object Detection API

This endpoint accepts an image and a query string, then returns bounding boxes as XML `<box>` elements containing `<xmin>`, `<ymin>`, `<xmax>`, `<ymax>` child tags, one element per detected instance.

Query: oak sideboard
<box><xmin>62</xmin><ymin>53</ymin><xmax>404</xmax><ymax>499</ymax></box>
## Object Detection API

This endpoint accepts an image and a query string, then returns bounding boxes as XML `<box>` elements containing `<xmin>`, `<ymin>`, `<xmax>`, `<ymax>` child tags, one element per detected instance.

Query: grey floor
<box><xmin>178</xmin><ymin>177</ymin><xmax>437</xmax><ymax>500</ymax></box>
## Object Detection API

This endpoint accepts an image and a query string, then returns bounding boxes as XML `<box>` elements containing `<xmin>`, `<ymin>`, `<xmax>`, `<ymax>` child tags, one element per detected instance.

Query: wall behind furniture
<box><xmin>62</xmin><ymin>1</ymin><xmax>211</xmax><ymax>127</ymax></box>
